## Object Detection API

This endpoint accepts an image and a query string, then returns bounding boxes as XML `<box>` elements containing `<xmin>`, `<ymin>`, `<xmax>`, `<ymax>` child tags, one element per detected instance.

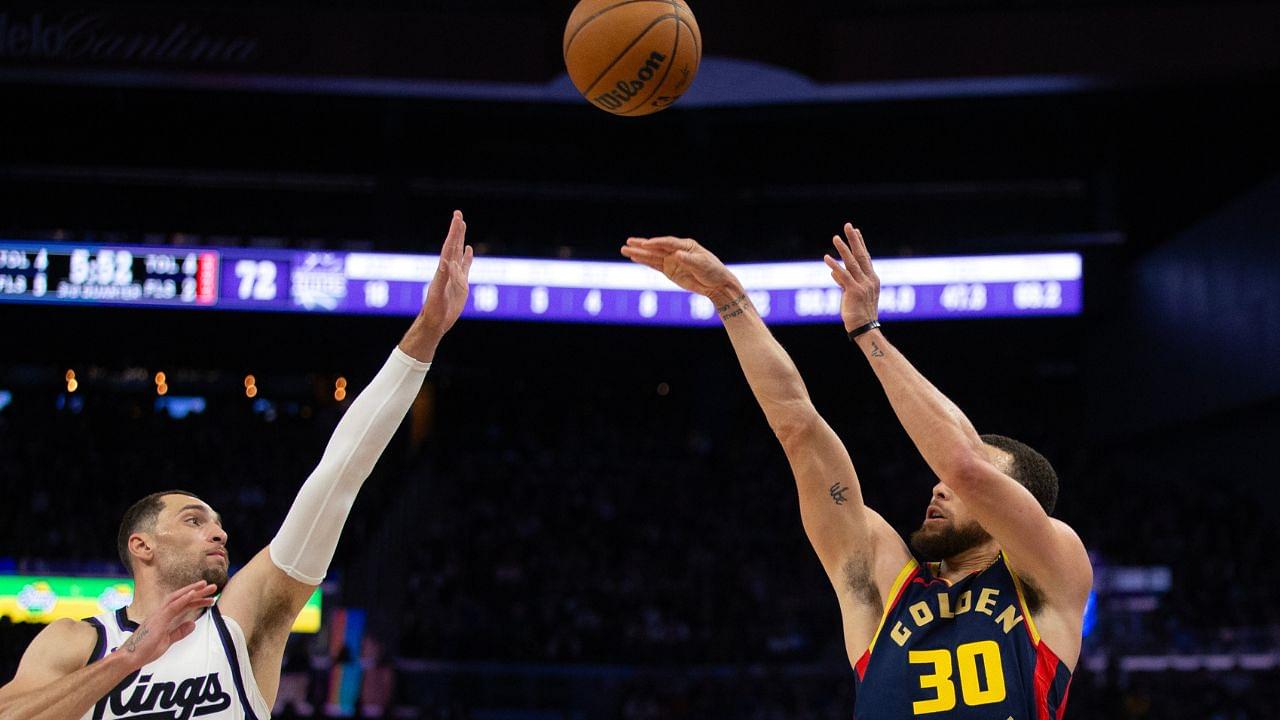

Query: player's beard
<box><xmin>160</xmin><ymin>552</ymin><xmax>230</xmax><ymax>590</ymax></box>
<box><xmin>202</xmin><ymin>563</ymin><xmax>229</xmax><ymax>589</ymax></box>
<box><xmin>909</xmin><ymin>519</ymin><xmax>991</xmax><ymax>561</ymax></box>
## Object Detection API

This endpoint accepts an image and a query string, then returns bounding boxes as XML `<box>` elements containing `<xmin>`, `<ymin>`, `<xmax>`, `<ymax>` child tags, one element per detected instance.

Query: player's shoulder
<box><xmin>1008</xmin><ymin>518</ymin><xmax>1092</xmax><ymax>603</ymax></box>
<box><xmin>26</xmin><ymin>618</ymin><xmax>100</xmax><ymax>668</ymax></box>
<box><xmin>45</xmin><ymin>618</ymin><xmax>101</xmax><ymax>647</ymax></box>
<box><xmin>42</xmin><ymin>617</ymin><xmax>100</xmax><ymax>641</ymax></box>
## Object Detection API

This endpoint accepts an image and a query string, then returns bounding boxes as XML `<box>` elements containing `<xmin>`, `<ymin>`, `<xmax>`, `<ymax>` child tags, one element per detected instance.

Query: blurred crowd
<box><xmin>1</xmin><ymin>357</ymin><xmax>1277</xmax><ymax>717</ymax></box>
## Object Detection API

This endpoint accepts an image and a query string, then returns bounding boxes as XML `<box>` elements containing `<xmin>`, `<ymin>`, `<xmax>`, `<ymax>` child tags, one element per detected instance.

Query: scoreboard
<box><xmin>0</xmin><ymin>241</ymin><xmax>1083</xmax><ymax>324</ymax></box>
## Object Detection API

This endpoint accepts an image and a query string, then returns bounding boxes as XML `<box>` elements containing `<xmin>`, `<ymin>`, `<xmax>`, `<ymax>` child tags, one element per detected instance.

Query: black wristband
<box><xmin>847</xmin><ymin>320</ymin><xmax>881</xmax><ymax>341</ymax></box>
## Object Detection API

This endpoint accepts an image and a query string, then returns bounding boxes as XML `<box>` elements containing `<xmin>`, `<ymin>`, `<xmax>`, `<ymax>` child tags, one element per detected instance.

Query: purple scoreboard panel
<box><xmin>0</xmin><ymin>242</ymin><xmax>1082</xmax><ymax>325</ymax></box>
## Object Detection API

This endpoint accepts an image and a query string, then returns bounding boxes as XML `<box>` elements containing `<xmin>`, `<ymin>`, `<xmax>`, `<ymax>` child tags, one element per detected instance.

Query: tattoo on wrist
<box><xmin>829</xmin><ymin>483</ymin><xmax>850</xmax><ymax>505</ymax></box>
<box><xmin>717</xmin><ymin>294</ymin><xmax>748</xmax><ymax>319</ymax></box>
<box><xmin>123</xmin><ymin>627</ymin><xmax>148</xmax><ymax>652</ymax></box>
<box><xmin>870</xmin><ymin>341</ymin><xmax>885</xmax><ymax>358</ymax></box>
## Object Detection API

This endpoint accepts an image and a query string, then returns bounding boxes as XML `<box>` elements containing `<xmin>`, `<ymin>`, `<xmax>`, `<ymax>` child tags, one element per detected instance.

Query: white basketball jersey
<box><xmin>81</xmin><ymin>605</ymin><xmax>271</xmax><ymax>720</ymax></box>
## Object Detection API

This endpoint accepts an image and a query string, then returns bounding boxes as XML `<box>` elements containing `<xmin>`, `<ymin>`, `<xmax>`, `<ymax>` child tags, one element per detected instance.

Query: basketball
<box><xmin>563</xmin><ymin>0</ymin><xmax>702</xmax><ymax>117</ymax></box>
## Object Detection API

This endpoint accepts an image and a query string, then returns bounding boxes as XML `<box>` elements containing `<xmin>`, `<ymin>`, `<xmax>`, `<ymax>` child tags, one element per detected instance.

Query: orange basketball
<box><xmin>563</xmin><ymin>0</ymin><xmax>702</xmax><ymax>117</ymax></box>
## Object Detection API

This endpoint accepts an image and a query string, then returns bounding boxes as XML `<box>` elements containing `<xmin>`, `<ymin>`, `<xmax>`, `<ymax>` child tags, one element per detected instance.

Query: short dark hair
<box><xmin>117</xmin><ymin>490</ymin><xmax>200</xmax><ymax>574</ymax></box>
<box><xmin>980</xmin><ymin>434</ymin><xmax>1058</xmax><ymax>515</ymax></box>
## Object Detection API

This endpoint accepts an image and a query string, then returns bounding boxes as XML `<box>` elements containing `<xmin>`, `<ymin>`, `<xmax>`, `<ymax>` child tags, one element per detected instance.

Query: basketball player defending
<box><xmin>0</xmin><ymin>211</ymin><xmax>474</xmax><ymax>720</ymax></box>
<box><xmin>623</xmin><ymin>228</ymin><xmax>1090</xmax><ymax>719</ymax></box>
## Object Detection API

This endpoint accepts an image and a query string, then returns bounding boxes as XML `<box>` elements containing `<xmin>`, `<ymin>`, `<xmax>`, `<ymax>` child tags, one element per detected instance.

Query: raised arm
<box><xmin>622</xmin><ymin>237</ymin><xmax>911</xmax><ymax>666</ymax></box>
<box><xmin>217</xmin><ymin>211</ymin><xmax>473</xmax><ymax>703</ymax></box>
<box><xmin>824</xmin><ymin>225</ymin><xmax>1091</xmax><ymax>626</ymax></box>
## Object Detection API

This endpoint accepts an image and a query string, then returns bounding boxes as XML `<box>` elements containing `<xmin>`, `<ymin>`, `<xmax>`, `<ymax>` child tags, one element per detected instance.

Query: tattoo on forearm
<box><xmin>123</xmin><ymin>627</ymin><xmax>148</xmax><ymax>652</ymax></box>
<box><xmin>829</xmin><ymin>483</ymin><xmax>850</xmax><ymax>505</ymax></box>
<box><xmin>717</xmin><ymin>294</ymin><xmax>749</xmax><ymax>319</ymax></box>
<box><xmin>870</xmin><ymin>341</ymin><xmax>884</xmax><ymax>358</ymax></box>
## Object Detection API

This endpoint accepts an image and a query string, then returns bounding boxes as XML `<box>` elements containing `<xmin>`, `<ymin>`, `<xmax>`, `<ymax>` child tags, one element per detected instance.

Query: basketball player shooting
<box><xmin>0</xmin><ymin>211</ymin><xmax>473</xmax><ymax>720</ymax></box>
<box><xmin>623</xmin><ymin>229</ymin><xmax>1091</xmax><ymax>719</ymax></box>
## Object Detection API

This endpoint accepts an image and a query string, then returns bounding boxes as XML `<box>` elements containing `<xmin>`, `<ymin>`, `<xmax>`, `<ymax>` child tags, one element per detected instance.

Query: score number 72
<box><xmin>235</xmin><ymin>260</ymin><xmax>279</xmax><ymax>301</ymax></box>
<box><xmin>909</xmin><ymin>640</ymin><xmax>1007</xmax><ymax>714</ymax></box>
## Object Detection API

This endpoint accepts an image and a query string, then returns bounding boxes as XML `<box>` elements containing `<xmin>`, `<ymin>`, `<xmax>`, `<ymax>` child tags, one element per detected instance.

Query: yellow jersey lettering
<box><xmin>976</xmin><ymin>587</ymin><xmax>999</xmax><ymax>616</ymax></box>
<box><xmin>910</xmin><ymin>600</ymin><xmax>935</xmax><ymax>627</ymax></box>
<box><xmin>956</xmin><ymin>640</ymin><xmax>1007</xmax><ymax>705</ymax></box>
<box><xmin>909</xmin><ymin>649</ymin><xmax>957</xmax><ymax>714</ymax></box>
<box><xmin>891</xmin><ymin>621</ymin><xmax>912</xmax><ymax>646</ymax></box>
<box><xmin>995</xmin><ymin>603</ymin><xmax>1025</xmax><ymax>634</ymax></box>
<box><xmin>955</xmin><ymin>590</ymin><xmax>972</xmax><ymax>614</ymax></box>
<box><xmin>938</xmin><ymin>593</ymin><xmax>954</xmax><ymax>619</ymax></box>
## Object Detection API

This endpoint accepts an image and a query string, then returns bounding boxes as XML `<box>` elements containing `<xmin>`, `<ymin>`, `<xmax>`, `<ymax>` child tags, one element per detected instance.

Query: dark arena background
<box><xmin>2</xmin><ymin>1</ymin><xmax>1279</xmax><ymax>718</ymax></box>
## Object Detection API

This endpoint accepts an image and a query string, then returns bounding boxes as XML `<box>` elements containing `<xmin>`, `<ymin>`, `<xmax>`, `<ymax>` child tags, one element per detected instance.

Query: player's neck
<box><xmin>938</xmin><ymin>540</ymin><xmax>1001</xmax><ymax>582</ymax></box>
<box><xmin>126</xmin><ymin>576</ymin><xmax>204</xmax><ymax>625</ymax></box>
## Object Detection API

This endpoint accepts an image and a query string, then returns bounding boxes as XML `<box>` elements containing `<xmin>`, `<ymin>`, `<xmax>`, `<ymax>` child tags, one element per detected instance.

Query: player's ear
<box><xmin>129</xmin><ymin>533</ymin><xmax>155</xmax><ymax>566</ymax></box>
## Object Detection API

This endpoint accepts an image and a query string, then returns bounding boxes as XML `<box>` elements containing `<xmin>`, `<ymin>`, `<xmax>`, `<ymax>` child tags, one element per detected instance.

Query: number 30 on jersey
<box><xmin>909</xmin><ymin>640</ymin><xmax>1007</xmax><ymax>714</ymax></box>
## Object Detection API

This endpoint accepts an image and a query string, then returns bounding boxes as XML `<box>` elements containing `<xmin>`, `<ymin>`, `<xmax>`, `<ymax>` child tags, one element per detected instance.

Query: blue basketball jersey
<box><xmin>853</xmin><ymin>553</ymin><xmax>1072</xmax><ymax>720</ymax></box>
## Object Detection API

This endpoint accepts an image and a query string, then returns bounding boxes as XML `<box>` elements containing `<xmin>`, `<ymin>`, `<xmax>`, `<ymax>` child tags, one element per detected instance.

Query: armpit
<box><xmin>1019</xmin><ymin>574</ymin><xmax>1046</xmax><ymax>614</ymax></box>
<box><xmin>247</xmin><ymin>591</ymin><xmax>296</xmax><ymax>654</ymax></box>
<box><xmin>843</xmin><ymin>555</ymin><xmax>883</xmax><ymax>610</ymax></box>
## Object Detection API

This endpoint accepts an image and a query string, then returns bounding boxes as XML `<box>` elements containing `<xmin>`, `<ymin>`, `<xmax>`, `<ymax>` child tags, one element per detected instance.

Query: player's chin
<box><xmin>201</xmin><ymin>566</ymin><xmax>229</xmax><ymax>589</ymax></box>
<box><xmin>915</xmin><ymin>519</ymin><xmax>949</xmax><ymax>536</ymax></box>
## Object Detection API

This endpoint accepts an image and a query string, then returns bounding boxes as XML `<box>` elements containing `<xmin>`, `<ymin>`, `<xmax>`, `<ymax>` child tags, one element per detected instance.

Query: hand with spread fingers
<box><xmin>621</xmin><ymin>236</ymin><xmax>740</xmax><ymax>300</ymax></box>
<box><xmin>117</xmin><ymin>581</ymin><xmax>219</xmax><ymax>671</ymax></box>
<box><xmin>823</xmin><ymin>223</ymin><xmax>882</xmax><ymax>333</ymax></box>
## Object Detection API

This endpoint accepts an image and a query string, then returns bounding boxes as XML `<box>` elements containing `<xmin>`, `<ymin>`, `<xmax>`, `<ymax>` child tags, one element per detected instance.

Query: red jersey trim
<box><xmin>855</xmin><ymin>559</ymin><xmax>920</xmax><ymax>680</ymax></box>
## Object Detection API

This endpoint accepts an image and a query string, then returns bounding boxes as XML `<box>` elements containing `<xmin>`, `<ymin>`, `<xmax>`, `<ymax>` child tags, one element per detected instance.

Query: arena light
<box><xmin>154</xmin><ymin>396</ymin><xmax>207</xmax><ymax>420</ymax></box>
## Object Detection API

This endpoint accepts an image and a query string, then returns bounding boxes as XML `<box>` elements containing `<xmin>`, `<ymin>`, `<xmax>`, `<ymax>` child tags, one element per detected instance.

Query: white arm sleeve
<box><xmin>269</xmin><ymin>346</ymin><xmax>430</xmax><ymax>585</ymax></box>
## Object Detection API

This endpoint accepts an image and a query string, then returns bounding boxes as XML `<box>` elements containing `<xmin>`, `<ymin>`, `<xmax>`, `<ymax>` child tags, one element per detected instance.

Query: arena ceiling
<box><xmin>0</xmin><ymin>1</ymin><xmax>1277</xmax><ymax>260</ymax></box>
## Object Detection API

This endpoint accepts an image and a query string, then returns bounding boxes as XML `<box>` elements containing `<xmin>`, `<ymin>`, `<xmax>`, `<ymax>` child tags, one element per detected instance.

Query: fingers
<box><xmin>169</xmin><ymin>620</ymin><xmax>198</xmax><ymax>644</ymax></box>
<box><xmin>446</xmin><ymin>259</ymin><xmax>466</xmax><ymax>287</ymax></box>
<box><xmin>843</xmin><ymin>224</ymin><xmax>875</xmax><ymax>276</ymax></box>
<box><xmin>824</xmin><ymin>254</ymin><xmax>854</xmax><ymax>288</ymax></box>
<box><xmin>442</xmin><ymin>210</ymin><xmax>466</xmax><ymax>262</ymax></box>
<box><xmin>176</xmin><ymin>585</ymin><xmax>218</xmax><ymax>614</ymax></box>
<box><xmin>620</xmin><ymin>244</ymin><xmax>667</xmax><ymax>261</ymax></box>
<box><xmin>640</xmin><ymin>237</ymin><xmax>696</xmax><ymax>253</ymax></box>
<box><xmin>162</xmin><ymin>581</ymin><xmax>211</xmax><ymax>609</ymax></box>
<box><xmin>153</xmin><ymin>582</ymin><xmax>215</xmax><ymax>629</ymax></box>
<box><xmin>624</xmin><ymin>237</ymin><xmax>674</xmax><ymax>253</ymax></box>
<box><xmin>620</xmin><ymin>245</ymin><xmax>667</xmax><ymax>271</ymax></box>
<box><xmin>174</xmin><ymin>596</ymin><xmax>217</xmax><ymax>621</ymax></box>
<box><xmin>831</xmin><ymin>234</ymin><xmax>863</xmax><ymax>279</ymax></box>
<box><xmin>461</xmin><ymin>245</ymin><xmax>474</xmax><ymax>275</ymax></box>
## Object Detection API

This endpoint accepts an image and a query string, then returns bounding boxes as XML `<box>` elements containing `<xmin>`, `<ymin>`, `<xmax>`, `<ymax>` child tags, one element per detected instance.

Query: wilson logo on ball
<box><xmin>593</xmin><ymin>51</ymin><xmax>668</xmax><ymax>111</ymax></box>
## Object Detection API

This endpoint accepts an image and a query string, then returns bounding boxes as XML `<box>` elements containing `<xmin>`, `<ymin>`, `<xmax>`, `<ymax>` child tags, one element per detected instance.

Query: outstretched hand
<box><xmin>116</xmin><ymin>581</ymin><xmax>218</xmax><ymax>671</ymax></box>
<box><xmin>823</xmin><ymin>224</ymin><xmax>881</xmax><ymax>333</ymax></box>
<box><xmin>419</xmin><ymin>211</ymin><xmax>475</xmax><ymax>338</ymax></box>
<box><xmin>621</xmin><ymin>237</ymin><xmax>738</xmax><ymax>298</ymax></box>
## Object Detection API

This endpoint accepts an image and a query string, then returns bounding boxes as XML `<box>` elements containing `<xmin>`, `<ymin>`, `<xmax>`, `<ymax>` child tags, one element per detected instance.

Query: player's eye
<box><xmin>186</xmin><ymin>517</ymin><xmax>200</xmax><ymax>525</ymax></box>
